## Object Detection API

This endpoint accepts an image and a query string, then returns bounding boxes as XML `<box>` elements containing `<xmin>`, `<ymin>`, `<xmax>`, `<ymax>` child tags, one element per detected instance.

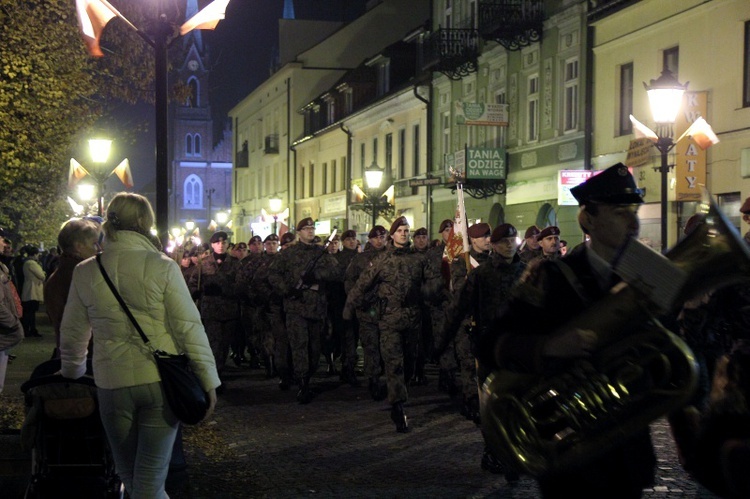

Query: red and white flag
<box><xmin>629</xmin><ymin>115</ymin><xmax>658</xmax><ymax>143</ymax></box>
<box><xmin>180</xmin><ymin>0</ymin><xmax>231</xmax><ymax>35</ymax></box>
<box><xmin>444</xmin><ymin>182</ymin><xmax>470</xmax><ymax>262</ymax></box>
<box><xmin>75</xmin><ymin>0</ymin><xmax>118</xmax><ymax>57</ymax></box>
<box><xmin>111</xmin><ymin>159</ymin><xmax>134</xmax><ymax>189</ymax></box>
<box><xmin>677</xmin><ymin>117</ymin><xmax>720</xmax><ymax>150</ymax></box>
<box><xmin>68</xmin><ymin>158</ymin><xmax>89</xmax><ymax>188</ymax></box>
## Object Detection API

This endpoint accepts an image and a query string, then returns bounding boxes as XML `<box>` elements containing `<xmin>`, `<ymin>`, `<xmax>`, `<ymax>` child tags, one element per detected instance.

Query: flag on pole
<box><xmin>75</xmin><ymin>0</ymin><xmax>118</xmax><ymax>57</ymax></box>
<box><xmin>629</xmin><ymin>115</ymin><xmax>658</xmax><ymax>143</ymax></box>
<box><xmin>111</xmin><ymin>159</ymin><xmax>134</xmax><ymax>188</ymax></box>
<box><xmin>68</xmin><ymin>158</ymin><xmax>90</xmax><ymax>188</ymax></box>
<box><xmin>444</xmin><ymin>182</ymin><xmax>470</xmax><ymax>262</ymax></box>
<box><xmin>180</xmin><ymin>0</ymin><xmax>231</xmax><ymax>35</ymax></box>
<box><xmin>676</xmin><ymin>117</ymin><xmax>720</xmax><ymax>150</ymax></box>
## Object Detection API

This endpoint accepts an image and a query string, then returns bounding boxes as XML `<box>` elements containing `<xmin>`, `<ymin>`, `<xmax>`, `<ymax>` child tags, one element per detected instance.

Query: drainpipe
<box><xmin>584</xmin><ymin>25</ymin><xmax>594</xmax><ymax>169</ymax></box>
<box><xmin>286</xmin><ymin>76</ymin><xmax>294</xmax><ymax>224</ymax></box>
<box><xmin>340</xmin><ymin>123</ymin><xmax>353</xmax><ymax>230</ymax></box>
<box><xmin>414</xmin><ymin>83</ymin><xmax>432</xmax><ymax>232</ymax></box>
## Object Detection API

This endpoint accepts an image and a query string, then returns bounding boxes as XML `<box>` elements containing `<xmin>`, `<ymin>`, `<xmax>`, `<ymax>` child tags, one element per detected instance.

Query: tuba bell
<box><xmin>480</xmin><ymin>189</ymin><xmax>750</xmax><ymax>478</ymax></box>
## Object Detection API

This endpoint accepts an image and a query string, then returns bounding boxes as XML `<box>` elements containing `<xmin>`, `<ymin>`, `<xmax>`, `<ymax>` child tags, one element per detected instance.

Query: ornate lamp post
<box><xmin>644</xmin><ymin>67</ymin><xmax>688</xmax><ymax>252</ymax></box>
<box><xmin>364</xmin><ymin>161</ymin><xmax>393</xmax><ymax>229</ymax></box>
<box><xmin>269</xmin><ymin>197</ymin><xmax>283</xmax><ymax>234</ymax></box>
<box><xmin>70</xmin><ymin>138</ymin><xmax>130</xmax><ymax>217</ymax></box>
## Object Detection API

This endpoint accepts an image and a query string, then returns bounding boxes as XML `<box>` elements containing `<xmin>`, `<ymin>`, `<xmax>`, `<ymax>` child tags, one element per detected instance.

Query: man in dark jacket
<box><xmin>333</xmin><ymin>229</ymin><xmax>360</xmax><ymax>386</ymax></box>
<box><xmin>481</xmin><ymin>163</ymin><xmax>656</xmax><ymax>497</ymax></box>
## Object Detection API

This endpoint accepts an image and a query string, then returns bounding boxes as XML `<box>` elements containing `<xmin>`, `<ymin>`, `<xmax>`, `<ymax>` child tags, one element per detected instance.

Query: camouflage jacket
<box><xmin>449</xmin><ymin>248</ymin><xmax>491</xmax><ymax>295</ymax></box>
<box><xmin>328</xmin><ymin>247</ymin><xmax>358</xmax><ymax>309</ymax></box>
<box><xmin>344</xmin><ymin>242</ymin><xmax>441</xmax><ymax>323</ymax></box>
<box><xmin>236</xmin><ymin>253</ymin><xmax>264</xmax><ymax>308</ymax></box>
<box><xmin>187</xmin><ymin>253</ymin><xmax>242</xmax><ymax>321</ymax></box>
<box><xmin>267</xmin><ymin>241</ymin><xmax>341</xmax><ymax>320</ymax></box>
<box><xmin>248</xmin><ymin>252</ymin><xmax>281</xmax><ymax>307</ymax></box>
<box><xmin>344</xmin><ymin>245</ymin><xmax>386</xmax><ymax>322</ymax></box>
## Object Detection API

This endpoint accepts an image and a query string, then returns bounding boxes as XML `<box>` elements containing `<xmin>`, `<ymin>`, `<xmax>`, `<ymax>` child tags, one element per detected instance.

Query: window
<box><xmin>527</xmin><ymin>75</ymin><xmax>539</xmax><ymax>142</ymax></box>
<box><xmin>344</xmin><ymin>89</ymin><xmax>353</xmax><ymax>114</ymax></box>
<box><xmin>563</xmin><ymin>58</ymin><xmax>579</xmax><ymax>132</ymax></box>
<box><xmin>413</xmin><ymin>124</ymin><xmax>421</xmax><ymax>176</ymax></box>
<box><xmin>663</xmin><ymin>46</ymin><xmax>679</xmax><ymax>78</ymax></box>
<box><xmin>360</xmin><ymin>142</ymin><xmax>366</xmax><ymax>178</ymax></box>
<box><xmin>378</xmin><ymin>61</ymin><xmax>391</xmax><ymax>96</ymax></box>
<box><xmin>308</xmin><ymin>163</ymin><xmax>315</xmax><ymax>198</ymax></box>
<box><xmin>185</xmin><ymin>134</ymin><xmax>193</xmax><ymax>156</ymax></box>
<box><xmin>398</xmin><ymin>129</ymin><xmax>406</xmax><ymax>179</ymax></box>
<box><xmin>385</xmin><ymin>133</ymin><xmax>393</xmax><ymax>176</ymax></box>
<box><xmin>444</xmin><ymin>0</ymin><xmax>452</xmax><ymax>28</ymax></box>
<box><xmin>194</xmin><ymin>134</ymin><xmax>201</xmax><ymax>157</ymax></box>
<box><xmin>186</xmin><ymin>77</ymin><xmax>199</xmax><ymax>107</ymax></box>
<box><xmin>327</xmin><ymin>100</ymin><xmax>335</xmax><ymax>124</ymax></box>
<box><xmin>493</xmin><ymin>90</ymin><xmax>506</xmax><ymax>147</ymax></box>
<box><xmin>442</xmin><ymin>112</ymin><xmax>451</xmax><ymax>156</ymax></box>
<box><xmin>619</xmin><ymin>63</ymin><xmax>633</xmax><ymax>135</ymax></box>
<box><xmin>468</xmin><ymin>0</ymin><xmax>477</xmax><ymax>29</ymax></box>
<box><xmin>373</xmin><ymin>138</ymin><xmax>378</xmax><ymax>165</ymax></box>
<box><xmin>332</xmin><ymin>160</ymin><xmax>337</xmax><ymax>192</ymax></box>
<box><xmin>184</xmin><ymin>174</ymin><xmax>202</xmax><ymax>208</ymax></box>
<box><xmin>744</xmin><ymin>22</ymin><xmax>750</xmax><ymax>107</ymax></box>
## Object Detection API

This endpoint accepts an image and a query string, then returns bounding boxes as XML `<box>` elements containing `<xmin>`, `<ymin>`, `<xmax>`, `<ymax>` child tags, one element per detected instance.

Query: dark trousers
<box><xmin>21</xmin><ymin>300</ymin><xmax>39</xmax><ymax>335</ymax></box>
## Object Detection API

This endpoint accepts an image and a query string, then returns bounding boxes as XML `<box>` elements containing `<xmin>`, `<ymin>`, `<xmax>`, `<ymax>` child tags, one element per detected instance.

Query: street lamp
<box><xmin>364</xmin><ymin>161</ymin><xmax>392</xmax><ymax>229</ymax></box>
<box><xmin>644</xmin><ymin>67</ymin><xmax>688</xmax><ymax>252</ymax></box>
<box><xmin>70</xmin><ymin>138</ymin><xmax>130</xmax><ymax>217</ymax></box>
<box><xmin>88</xmin><ymin>138</ymin><xmax>111</xmax><ymax>216</ymax></box>
<box><xmin>269</xmin><ymin>197</ymin><xmax>282</xmax><ymax>234</ymax></box>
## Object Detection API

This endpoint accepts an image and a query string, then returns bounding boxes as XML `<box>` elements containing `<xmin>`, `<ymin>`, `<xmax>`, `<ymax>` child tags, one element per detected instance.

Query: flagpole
<box><xmin>456</xmin><ymin>180</ymin><xmax>471</xmax><ymax>273</ymax></box>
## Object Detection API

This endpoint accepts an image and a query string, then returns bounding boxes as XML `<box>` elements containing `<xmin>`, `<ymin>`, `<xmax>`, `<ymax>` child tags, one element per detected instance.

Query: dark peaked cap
<box><xmin>571</xmin><ymin>162</ymin><xmax>644</xmax><ymax>205</ymax></box>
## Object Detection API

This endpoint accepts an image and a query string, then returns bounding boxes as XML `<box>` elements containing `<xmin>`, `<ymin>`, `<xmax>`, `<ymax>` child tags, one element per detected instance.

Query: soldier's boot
<box><xmin>296</xmin><ymin>376</ymin><xmax>314</xmax><ymax>404</ymax></box>
<box><xmin>277</xmin><ymin>368</ymin><xmax>292</xmax><ymax>391</ymax></box>
<box><xmin>368</xmin><ymin>377</ymin><xmax>386</xmax><ymax>401</ymax></box>
<box><xmin>390</xmin><ymin>402</ymin><xmax>410</xmax><ymax>433</ymax></box>
<box><xmin>463</xmin><ymin>395</ymin><xmax>480</xmax><ymax>424</ymax></box>
<box><xmin>480</xmin><ymin>446</ymin><xmax>520</xmax><ymax>483</ymax></box>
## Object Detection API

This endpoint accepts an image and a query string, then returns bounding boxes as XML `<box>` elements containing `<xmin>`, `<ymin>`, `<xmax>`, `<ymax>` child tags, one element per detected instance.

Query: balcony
<box><xmin>421</xmin><ymin>25</ymin><xmax>480</xmax><ymax>80</ymax></box>
<box><xmin>478</xmin><ymin>0</ymin><xmax>544</xmax><ymax>51</ymax></box>
<box><xmin>264</xmin><ymin>134</ymin><xmax>279</xmax><ymax>154</ymax></box>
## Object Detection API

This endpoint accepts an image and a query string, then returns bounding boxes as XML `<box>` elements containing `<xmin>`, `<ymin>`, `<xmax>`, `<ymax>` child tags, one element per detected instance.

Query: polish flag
<box><xmin>75</xmin><ymin>0</ymin><xmax>117</xmax><ymax>57</ymax></box>
<box><xmin>180</xmin><ymin>0</ymin><xmax>231</xmax><ymax>35</ymax></box>
<box><xmin>68</xmin><ymin>158</ymin><xmax>90</xmax><ymax>188</ymax></box>
<box><xmin>629</xmin><ymin>115</ymin><xmax>658</xmax><ymax>143</ymax></box>
<box><xmin>677</xmin><ymin>117</ymin><xmax>720</xmax><ymax>150</ymax></box>
<box><xmin>111</xmin><ymin>159</ymin><xmax>134</xmax><ymax>189</ymax></box>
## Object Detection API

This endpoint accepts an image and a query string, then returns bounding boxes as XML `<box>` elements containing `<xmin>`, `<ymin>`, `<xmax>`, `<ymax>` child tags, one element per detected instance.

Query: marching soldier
<box><xmin>268</xmin><ymin>218</ymin><xmax>340</xmax><ymax>404</ymax></box>
<box><xmin>411</xmin><ymin>227</ymin><xmax>431</xmax><ymax>385</ymax></box>
<box><xmin>518</xmin><ymin>225</ymin><xmax>542</xmax><ymax>263</ymax></box>
<box><xmin>344</xmin><ymin>226</ymin><xmax>388</xmax><ymax>401</ymax></box>
<box><xmin>333</xmin><ymin>229</ymin><xmax>360</xmax><ymax>386</ymax></box>
<box><xmin>343</xmin><ymin>217</ymin><xmax>441</xmax><ymax>433</ymax></box>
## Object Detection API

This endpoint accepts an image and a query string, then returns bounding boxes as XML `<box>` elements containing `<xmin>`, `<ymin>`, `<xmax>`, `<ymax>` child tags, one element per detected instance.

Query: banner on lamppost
<box><xmin>455</xmin><ymin>101</ymin><xmax>508</xmax><ymax>126</ymax></box>
<box><xmin>675</xmin><ymin>91</ymin><xmax>708</xmax><ymax>202</ymax></box>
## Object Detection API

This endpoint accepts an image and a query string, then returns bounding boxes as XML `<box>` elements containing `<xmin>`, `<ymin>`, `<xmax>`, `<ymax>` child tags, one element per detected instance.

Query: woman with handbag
<box><xmin>60</xmin><ymin>192</ymin><xmax>220</xmax><ymax>498</ymax></box>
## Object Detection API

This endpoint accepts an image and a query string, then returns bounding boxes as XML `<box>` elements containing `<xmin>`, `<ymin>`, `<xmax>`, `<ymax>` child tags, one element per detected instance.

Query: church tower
<box><xmin>171</xmin><ymin>0</ymin><xmax>233</xmax><ymax>240</ymax></box>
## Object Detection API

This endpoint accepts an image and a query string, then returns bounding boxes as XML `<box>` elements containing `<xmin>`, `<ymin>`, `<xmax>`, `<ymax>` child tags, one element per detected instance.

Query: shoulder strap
<box><xmin>96</xmin><ymin>254</ymin><xmax>151</xmax><ymax>346</ymax></box>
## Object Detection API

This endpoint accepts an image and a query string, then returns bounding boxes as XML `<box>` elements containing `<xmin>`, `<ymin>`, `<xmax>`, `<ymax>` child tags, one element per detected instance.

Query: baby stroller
<box><xmin>20</xmin><ymin>359</ymin><xmax>124</xmax><ymax>498</ymax></box>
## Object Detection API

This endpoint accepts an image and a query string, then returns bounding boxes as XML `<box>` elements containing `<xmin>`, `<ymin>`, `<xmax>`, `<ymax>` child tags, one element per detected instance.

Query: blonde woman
<box><xmin>61</xmin><ymin>192</ymin><xmax>219</xmax><ymax>498</ymax></box>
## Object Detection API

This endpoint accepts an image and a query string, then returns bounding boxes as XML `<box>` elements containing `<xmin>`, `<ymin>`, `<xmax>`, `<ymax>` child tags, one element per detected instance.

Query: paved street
<box><xmin>1</xmin><ymin>311</ymin><xmax>721</xmax><ymax>498</ymax></box>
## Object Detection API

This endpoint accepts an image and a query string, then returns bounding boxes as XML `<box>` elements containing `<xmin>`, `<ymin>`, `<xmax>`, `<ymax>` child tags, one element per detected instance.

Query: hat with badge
<box><xmin>296</xmin><ymin>217</ymin><xmax>315</xmax><ymax>231</ymax></box>
<box><xmin>389</xmin><ymin>216</ymin><xmax>409</xmax><ymax>235</ymax></box>
<box><xmin>524</xmin><ymin>226</ymin><xmax>540</xmax><ymax>240</ymax></box>
<box><xmin>439</xmin><ymin>219</ymin><xmax>454</xmax><ymax>232</ymax></box>
<box><xmin>341</xmin><ymin>229</ymin><xmax>357</xmax><ymax>240</ymax></box>
<box><xmin>414</xmin><ymin>227</ymin><xmax>428</xmax><ymax>237</ymax></box>
<box><xmin>740</xmin><ymin>197</ymin><xmax>750</xmax><ymax>215</ymax></box>
<box><xmin>280</xmin><ymin>232</ymin><xmax>296</xmax><ymax>245</ymax></box>
<box><xmin>249</xmin><ymin>235</ymin><xmax>262</xmax><ymax>244</ymax></box>
<box><xmin>490</xmin><ymin>223</ymin><xmax>518</xmax><ymax>243</ymax></box>
<box><xmin>537</xmin><ymin>226</ymin><xmax>560</xmax><ymax>241</ymax></box>
<box><xmin>468</xmin><ymin>222</ymin><xmax>492</xmax><ymax>239</ymax></box>
<box><xmin>210</xmin><ymin>231</ymin><xmax>228</xmax><ymax>243</ymax></box>
<box><xmin>571</xmin><ymin>162</ymin><xmax>644</xmax><ymax>205</ymax></box>
<box><xmin>368</xmin><ymin>225</ymin><xmax>387</xmax><ymax>238</ymax></box>
<box><xmin>264</xmin><ymin>234</ymin><xmax>280</xmax><ymax>243</ymax></box>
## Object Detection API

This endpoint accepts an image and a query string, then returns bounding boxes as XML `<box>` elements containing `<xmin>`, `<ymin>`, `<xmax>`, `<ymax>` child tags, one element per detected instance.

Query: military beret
<box><xmin>571</xmin><ymin>162</ymin><xmax>644</xmax><ymax>205</ymax></box>
<box><xmin>296</xmin><ymin>217</ymin><xmax>315</xmax><ymax>231</ymax></box>
<box><xmin>414</xmin><ymin>227</ymin><xmax>428</xmax><ymax>237</ymax></box>
<box><xmin>280</xmin><ymin>232</ymin><xmax>296</xmax><ymax>245</ymax></box>
<box><xmin>741</xmin><ymin>197</ymin><xmax>750</xmax><ymax>215</ymax></box>
<box><xmin>524</xmin><ymin>226</ymin><xmax>540</xmax><ymax>239</ymax></box>
<box><xmin>235</xmin><ymin>242</ymin><xmax>248</xmax><ymax>250</ymax></box>
<box><xmin>537</xmin><ymin>226</ymin><xmax>560</xmax><ymax>241</ymax></box>
<box><xmin>264</xmin><ymin>234</ymin><xmax>279</xmax><ymax>243</ymax></box>
<box><xmin>389</xmin><ymin>216</ymin><xmax>409</xmax><ymax>235</ymax></box>
<box><xmin>210</xmin><ymin>231</ymin><xmax>228</xmax><ymax>243</ymax></box>
<box><xmin>468</xmin><ymin>222</ymin><xmax>491</xmax><ymax>239</ymax></box>
<box><xmin>439</xmin><ymin>219</ymin><xmax>454</xmax><ymax>232</ymax></box>
<box><xmin>341</xmin><ymin>229</ymin><xmax>357</xmax><ymax>240</ymax></box>
<box><xmin>249</xmin><ymin>235</ymin><xmax>262</xmax><ymax>244</ymax></box>
<box><xmin>368</xmin><ymin>225</ymin><xmax>387</xmax><ymax>238</ymax></box>
<box><xmin>490</xmin><ymin>223</ymin><xmax>518</xmax><ymax>243</ymax></box>
<box><xmin>312</xmin><ymin>235</ymin><xmax>322</xmax><ymax>244</ymax></box>
<box><xmin>560</xmin><ymin>240</ymin><xmax>568</xmax><ymax>248</ymax></box>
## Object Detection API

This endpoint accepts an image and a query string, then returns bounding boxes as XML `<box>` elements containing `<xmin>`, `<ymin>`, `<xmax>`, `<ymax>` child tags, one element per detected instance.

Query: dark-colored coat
<box><xmin>187</xmin><ymin>253</ymin><xmax>242</xmax><ymax>321</ymax></box>
<box><xmin>344</xmin><ymin>245</ymin><xmax>386</xmax><ymax>323</ymax></box>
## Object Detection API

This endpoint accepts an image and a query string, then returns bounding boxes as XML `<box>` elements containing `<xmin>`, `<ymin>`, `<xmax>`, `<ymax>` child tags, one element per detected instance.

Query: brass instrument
<box><xmin>480</xmin><ymin>191</ymin><xmax>750</xmax><ymax>477</ymax></box>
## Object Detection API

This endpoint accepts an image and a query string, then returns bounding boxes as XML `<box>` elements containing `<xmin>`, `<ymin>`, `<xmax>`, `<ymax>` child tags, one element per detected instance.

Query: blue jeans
<box><xmin>98</xmin><ymin>382</ymin><xmax>178</xmax><ymax>498</ymax></box>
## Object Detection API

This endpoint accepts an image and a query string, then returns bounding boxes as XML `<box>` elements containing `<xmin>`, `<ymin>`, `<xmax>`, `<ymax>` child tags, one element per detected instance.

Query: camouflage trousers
<box><xmin>357</xmin><ymin>315</ymin><xmax>382</xmax><ymax>378</ymax></box>
<box><xmin>285</xmin><ymin>314</ymin><xmax>324</xmax><ymax>382</ymax></box>
<box><xmin>380</xmin><ymin>307</ymin><xmax>420</xmax><ymax>405</ymax></box>
<box><xmin>340</xmin><ymin>319</ymin><xmax>359</xmax><ymax>372</ymax></box>
<box><xmin>267</xmin><ymin>303</ymin><xmax>291</xmax><ymax>371</ymax></box>
<box><xmin>430</xmin><ymin>304</ymin><xmax>457</xmax><ymax>370</ymax></box>
<box><xmin>204</xmin><ymin>319</ymin><xmax>239</xmax><ymax>375</ymax></box>
<box><xmin>455</xmin><ymin>321</ymin><xmax>477</xmax><ymax>398</ymax></box>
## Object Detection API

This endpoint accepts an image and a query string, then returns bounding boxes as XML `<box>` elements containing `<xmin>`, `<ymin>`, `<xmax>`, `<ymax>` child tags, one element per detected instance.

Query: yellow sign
<box><xmin>675</xmin><ymin>92</ymin><xmax>707</xmax><ymax>201</ymax></box>
<box><xmin>625</xmin><ymin>138</ymin><xmax>653</xmax><ymax>168</ymax></box>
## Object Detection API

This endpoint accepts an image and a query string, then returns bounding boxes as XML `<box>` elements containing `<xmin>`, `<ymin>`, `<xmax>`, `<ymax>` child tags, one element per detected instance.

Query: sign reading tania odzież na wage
<box><xmin>445</xmin><ymin>148</ymin><xmax>507</xmax><ymax>181</ymax></box>
<box><xmin>455</xmin><ymin>101</ymin><xmax>509</xmax><ymax>126</ymax></box>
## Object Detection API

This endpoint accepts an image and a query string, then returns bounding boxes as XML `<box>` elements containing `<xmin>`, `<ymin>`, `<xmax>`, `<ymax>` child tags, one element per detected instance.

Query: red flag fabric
<box><xmin>111</xmin><ymin>159</ymin><xmax>134</xmax><ymax>189</ymax></box>
<box><xmin>76</xmin><ymin>0</ymin><xmax>117</xmax><ymax>57</ymax></box>
<box><xmin>629</xmin><ymin>114</ymin><xmax>658</xmax><ymax>143</ymax></box>
<box><xmin>180</xmin><ymin>0</ymin><xmax>231</xmax><ymax>35</ymax></box>
<box><xmin>68</xmin><ymin>158</ymin><xmax>89</xmax><ymax>188</ymax></box>
<box><xmin>677</xmin><ymin>117</ymin><xmax>720</xmax><ymax>150</ymax></box>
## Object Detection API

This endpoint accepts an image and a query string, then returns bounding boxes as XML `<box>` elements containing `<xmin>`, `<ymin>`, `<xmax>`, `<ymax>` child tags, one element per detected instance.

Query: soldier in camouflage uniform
<box><xmin>333</xmin><ymin>230</ymin><xmax>360</xmax><ymax>386</ymax></box>
<box><xmin>268</xmin><ymin>218</ymin><xmax>340</xmax><ymax>403</ymax></box>
<box><xmin>187</xmin><ymin>231</ymin><xmax>242</xmax><ymax>389</ymax></box>
<box><xmin>344</xmin><ymin>217</ymin><xmax>441</xmax><ymax>433</ymax></box>
<box><xmin>411</xmin><ymin>227</ymin><xmax>431</xmax><ymax>386</ymax></box>
<box><xmin>344</xmin><ymin>226</ymin><xmax>389</xmax><ymax>401</ymax></box>
<box><xmin>447</xmin><ymin>222</ymin><xmax>492</xmax><ymax>422</ymax></box>
<box><xmin>447</xmin><ymin>223</ymin><xmax>525</xmax><ymax>480</ymax></box>
<box><xmin>517</xmin><ymin>225</ymin><xmax>541</xmax><ymax>263</ymax></box>
<box><xmin>236</xmin><ymin>237</ymin><xmax>263</xmax><ymax>367</ymax></box>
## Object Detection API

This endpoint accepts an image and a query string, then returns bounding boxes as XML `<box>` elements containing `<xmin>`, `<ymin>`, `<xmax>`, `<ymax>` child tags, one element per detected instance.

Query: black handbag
<box><xmin>96</xmin><ymin>254</ymin><xmax>209</xmax><ymax>425</ymax></box>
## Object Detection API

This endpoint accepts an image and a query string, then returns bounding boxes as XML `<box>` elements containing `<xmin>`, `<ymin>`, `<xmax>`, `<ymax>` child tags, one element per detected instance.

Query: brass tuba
<box><xmin>480</xmin><ymin>190</ymin><xmax>750</xmax><ymax>478</ymax></box>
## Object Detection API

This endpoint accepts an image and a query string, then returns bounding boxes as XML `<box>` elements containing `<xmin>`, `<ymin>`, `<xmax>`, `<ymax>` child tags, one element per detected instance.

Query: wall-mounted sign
<box><xmin>455</xmin><ymin>101</ymin><xmax>509</xmax><ymax>126</ymax></box>
<box><xmin>558</xmin><ymin>169</ymin><xmax>600</xmax><ymax>206</ymax></box>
